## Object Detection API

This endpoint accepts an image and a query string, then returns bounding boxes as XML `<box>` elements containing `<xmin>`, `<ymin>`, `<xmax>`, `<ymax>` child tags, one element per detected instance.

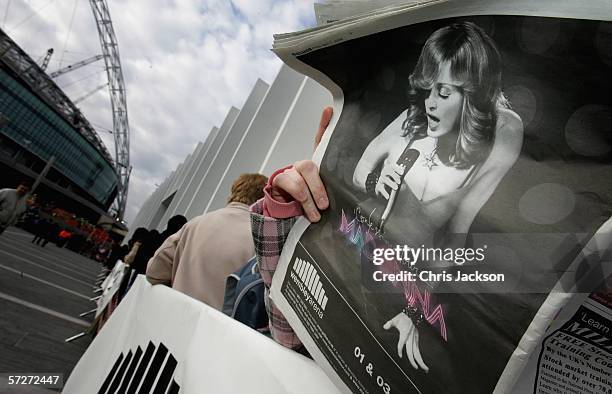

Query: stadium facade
<box><xmin>127</xmin><ymin>64</ymin><xmax>332</xmax><ymax>238</ymax></box>
<box><xmin>0</xmin><ymin>28</ymin><xmax>118</xmax><ymax>222</ymax></box>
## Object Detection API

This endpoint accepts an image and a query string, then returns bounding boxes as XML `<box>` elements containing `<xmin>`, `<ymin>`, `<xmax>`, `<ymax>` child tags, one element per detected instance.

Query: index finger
<box><xmin>314</xmin><ymin>106</ymin><xmax>333</xmax><ymax>151</ymax></box>
<box><xmin>294</xmin><ymin>160</ymin><xmax>328</xmax><ymax>211</ymax></box>
<box><xmin>273</xmin><ymin>168</ymin><xmax>321</xmax><ymax>222</ymax></box>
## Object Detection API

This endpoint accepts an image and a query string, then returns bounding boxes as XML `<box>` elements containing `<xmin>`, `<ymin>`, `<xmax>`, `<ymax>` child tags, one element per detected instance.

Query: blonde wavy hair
<box><xmin>227</xmin><ymin>173</ymin><xmax>268</xmax><ymax>205</ymax></box>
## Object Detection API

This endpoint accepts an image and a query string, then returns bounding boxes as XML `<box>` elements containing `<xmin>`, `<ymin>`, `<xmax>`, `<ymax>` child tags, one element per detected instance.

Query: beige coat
<box><xmin>146</xmin><ymin>202</ymin><xmax>255</xmax><ymax>310</ymax></box>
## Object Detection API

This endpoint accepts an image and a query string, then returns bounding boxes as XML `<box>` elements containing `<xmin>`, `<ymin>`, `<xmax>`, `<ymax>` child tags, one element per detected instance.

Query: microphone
<box><xmin>380</xmin><ymin>148</ymin><xmax>420</xmax><ymax>227</ymax></box>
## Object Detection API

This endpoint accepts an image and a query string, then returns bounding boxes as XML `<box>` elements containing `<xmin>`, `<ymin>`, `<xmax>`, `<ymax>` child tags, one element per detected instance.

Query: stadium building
<box><xmin>0</xmin><ymin>28</ymin><xmax>118</xmax><ymax>222</ymax></box>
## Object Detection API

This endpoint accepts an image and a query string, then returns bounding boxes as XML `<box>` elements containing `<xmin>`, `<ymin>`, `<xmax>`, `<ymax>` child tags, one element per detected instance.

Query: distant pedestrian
<box><xmin>105</xmin><ymin>242</ymin><xmax>126</xmax><ymax>269</ymax></box>
<box><xmin>145</xmin><ymin>215</ymin><xmax>187</xmax><ymax>260</ymax></box>
<box><xmin>0</xmin><ymin>181</ymin><xmax>30</xmax><ymax>235</ymax></box>
<box><xmin>124</xmin><ymin>227</ymin><xmax>148</xmax><ymax>265</ymax></box>
<box><xmin>95</xmin><ymin>242</ymin><xmax>112</xmax><ymax>263</ymax></box>
<box><xmin>130</xmin><ymin>229</ymin><xmax>163</xmax><ymax>275</ymax></box>
<box><xmin>57</xmin><ymin>229</ymin><xmax>72</xmax><ymax>248</ymax></box>
<box><xmin>32</xmin><ymin>218</ymin><xmax>53</xmax><ymax>247</ymax></box>
<box><xmin>160</xmin><ymin>215</ymin><xmax>187</xmax><ymax>243</ymax></box>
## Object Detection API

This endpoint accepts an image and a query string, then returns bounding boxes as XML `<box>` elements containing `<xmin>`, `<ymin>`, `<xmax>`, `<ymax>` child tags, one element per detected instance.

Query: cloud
<box><xmin>2</xmin><ymin>0</ymin><xmax>315</xmax><ymax>225</ymax></box>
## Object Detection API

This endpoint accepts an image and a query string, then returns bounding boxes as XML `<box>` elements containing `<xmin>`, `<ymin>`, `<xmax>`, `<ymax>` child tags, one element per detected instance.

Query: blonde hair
<box><xmin>227</xmin><ymin>173</ymin><xmax>268</xmax><ymax>205</ymax></box>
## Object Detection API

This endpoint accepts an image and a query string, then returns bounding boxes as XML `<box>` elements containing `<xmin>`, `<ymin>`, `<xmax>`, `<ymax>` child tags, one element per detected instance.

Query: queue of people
<box><xmin>92</xmin><ymin>214</ymin><xmax>188</xmax><ymax>332</ymax></box>
<box><xmin>122</xmin><ymin>214</ymin><xmax>187</xmax><ymax>275</ymax></box>
<box><xmin>30</xmin><ymin>217</ymin><xmax>59</xmax><ymax>247</ymax></box>
<box><xmin>1</xmin><ymin>179</ymin><xmax>126</xmax><ymax>263</ymax></box>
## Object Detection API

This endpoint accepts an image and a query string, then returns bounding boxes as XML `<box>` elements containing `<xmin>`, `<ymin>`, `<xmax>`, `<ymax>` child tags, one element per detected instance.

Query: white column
<box><xmin>176</xmin><ymin>107</ymin><xmax>240</xmax><ymax>220</ymax></box>
<box><xmin>166</xmin><ymin>126</ymin><xmax>217</xmax><ymax>217</ymax></box>
<box><xmin>125</xmin><ymin>171</ymin><xmax>173</xmax><ymax>241</ymax></box>
<box><xmin>260</xmin><ymin>77</ymin><xmax>332</xmax><ymax>175</ymax></box>
<box><xmin>157</xmin><ymin>142</ymin><xmax>204</xmax><ymax>229</ymax></box>
<box><xmin>186</xmin><ymin>79</ymin><xmax>269</xmax><ymax>217</ymax></box>
<box><xmin>205</xmin><ymin>65</ymin><xmax>305</xmax><ymax>212</ymax></box>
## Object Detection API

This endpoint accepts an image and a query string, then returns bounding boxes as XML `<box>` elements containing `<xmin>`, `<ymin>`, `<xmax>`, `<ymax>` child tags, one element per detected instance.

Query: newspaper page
<box><xmin>510</xmin><ymin>276</ymin><xmax>612</xmax><ymax>394</ymax></box>
<box><xmin>268</xmin><ymin>1</ymin><xmax>612</xmax><ymax>393</ymax></box>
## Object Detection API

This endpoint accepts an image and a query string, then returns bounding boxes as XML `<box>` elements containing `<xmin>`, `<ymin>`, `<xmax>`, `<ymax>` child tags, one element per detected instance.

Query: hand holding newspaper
<box><xmin>268</xmin><ymin>1</ymin><xmax>612</xmax><ymax>393</ymax></box>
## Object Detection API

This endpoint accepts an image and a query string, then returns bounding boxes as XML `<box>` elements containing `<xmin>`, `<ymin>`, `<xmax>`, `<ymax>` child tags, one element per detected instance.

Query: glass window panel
<box><xmin>1</xmin><ymin>69</ymin><xmax>118</xmax><ymax>204</ymax></box>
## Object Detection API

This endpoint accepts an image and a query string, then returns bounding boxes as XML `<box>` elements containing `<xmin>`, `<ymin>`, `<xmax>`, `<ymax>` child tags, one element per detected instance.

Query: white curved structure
<box><xmin>90</xmin><ymin>0</ymin><xmax>131</xmax><ymax>220</ymax></box>
<box><xmin>126</xmin><ymin>64</ymin><xmax>333</xmax><ymax>238</ymax></box>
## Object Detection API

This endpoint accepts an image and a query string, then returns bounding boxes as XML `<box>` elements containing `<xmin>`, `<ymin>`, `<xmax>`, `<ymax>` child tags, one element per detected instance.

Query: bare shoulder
<box><xmin>477</xmin><ymin>107</ymin><xmax>524</xmax><ymax>171</ymax></box>
<box><xmin>496</xmin><ymin>107</ymin><xmax>524</xmax><ymax>137</ymax></box>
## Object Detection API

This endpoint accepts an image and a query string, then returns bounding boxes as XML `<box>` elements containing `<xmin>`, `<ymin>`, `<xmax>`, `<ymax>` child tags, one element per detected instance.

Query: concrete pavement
<box><xmin>0</xmin><ymin>227</ymin><xmax>102</xmax><ymax>392</ymax></box>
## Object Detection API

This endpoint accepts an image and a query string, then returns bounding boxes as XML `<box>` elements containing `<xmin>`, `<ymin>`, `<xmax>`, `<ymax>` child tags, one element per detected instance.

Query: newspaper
<box><xmin>511</xmin><ymin>281</ymin><xmax>612</xmax><ymax>394</ymax></box>
<box><xmin>314</xmin><ymin>1</ymin><xmax>420</xmax><ymax>26</ymax></box>
<box><xmin>269</xmin><ymin>0</ymin><xmax>612</xmax><ymax>393</ymax></box>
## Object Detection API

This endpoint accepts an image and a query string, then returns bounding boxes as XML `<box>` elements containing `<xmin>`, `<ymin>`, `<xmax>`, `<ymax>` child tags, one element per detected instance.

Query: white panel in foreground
<box><xmin>63</xmin><ymin>277</ymin><xmax>339</xmax><ymax>394</ymax></box>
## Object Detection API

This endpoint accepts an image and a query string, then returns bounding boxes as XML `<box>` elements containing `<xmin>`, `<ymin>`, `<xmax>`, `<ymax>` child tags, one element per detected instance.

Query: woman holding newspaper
<box><xmin>350</xmin><ymin>21</ymin><xmax>523</xmax><ymax>371</ymax></box>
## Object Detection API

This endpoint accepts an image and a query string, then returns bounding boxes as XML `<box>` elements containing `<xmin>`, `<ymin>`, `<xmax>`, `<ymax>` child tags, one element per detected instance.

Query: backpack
<box><xmin>222</xmin><ymin>256</ymin><xmax>269</xmax><ymax>333</ymax></box>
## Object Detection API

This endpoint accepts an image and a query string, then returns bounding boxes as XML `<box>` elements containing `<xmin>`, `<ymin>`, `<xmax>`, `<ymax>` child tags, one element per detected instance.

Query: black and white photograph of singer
<box><xmin>351</xmin><ymin>22</ymin><xmax>524</xmax><ymax>370</ymax></box>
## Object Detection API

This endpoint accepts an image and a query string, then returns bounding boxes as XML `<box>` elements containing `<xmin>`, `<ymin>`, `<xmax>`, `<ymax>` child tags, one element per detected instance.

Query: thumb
<box><xmin>383</xmin><ymin>313</ymin><xmax>400</xmax><ymax>330</ymax></box>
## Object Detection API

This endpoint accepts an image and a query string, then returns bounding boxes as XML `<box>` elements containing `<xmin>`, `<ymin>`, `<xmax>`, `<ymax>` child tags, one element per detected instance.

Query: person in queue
<box><xmin>146</xmin><ymin>173</ymin><xmax>267</xmax><ymax>310</ymax></box>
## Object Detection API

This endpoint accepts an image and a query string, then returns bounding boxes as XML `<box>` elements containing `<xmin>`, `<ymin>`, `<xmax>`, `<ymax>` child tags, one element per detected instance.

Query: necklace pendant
<box><xmin>423</xmin><ymin>152</ymin><xmax>438</xmax><ymax>170</ymax></box>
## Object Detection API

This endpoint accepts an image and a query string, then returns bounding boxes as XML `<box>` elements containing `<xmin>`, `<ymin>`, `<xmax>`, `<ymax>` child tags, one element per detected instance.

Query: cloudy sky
<box><xmin>2</xmin><ymin>0</ymin><xmax>315</xmax><ymax>224</ymax></box>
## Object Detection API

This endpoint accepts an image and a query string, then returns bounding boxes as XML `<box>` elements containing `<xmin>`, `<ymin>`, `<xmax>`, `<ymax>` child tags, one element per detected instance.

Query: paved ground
<box><xmin>0</xmin><ymin>227</ymin><xmax>102</xmax><ymax>392</ymax></box>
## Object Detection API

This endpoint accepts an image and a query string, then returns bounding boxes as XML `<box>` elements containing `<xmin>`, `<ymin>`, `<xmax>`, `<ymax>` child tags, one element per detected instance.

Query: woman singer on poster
<box><xmin>352</xmin><ymin>22</ymin><xmax>524</xmax><ymax>370</ymax></box>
